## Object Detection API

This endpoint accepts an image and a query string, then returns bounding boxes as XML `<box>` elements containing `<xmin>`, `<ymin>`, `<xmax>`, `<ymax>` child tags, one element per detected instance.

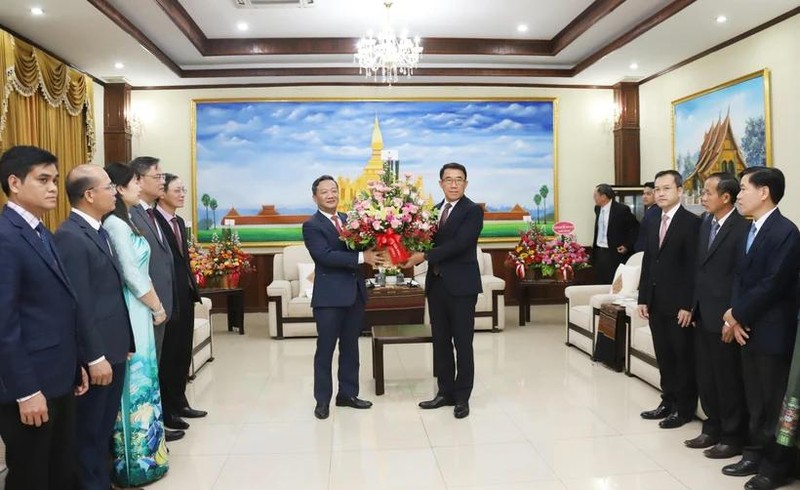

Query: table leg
<box><xmin>375</xmin><ymin>340</ymin><xmax>385</xmax><ymax>396</ymax></box>
<box><xmin>227</xmin><ymin>291</ymin><xmax>245</xmax><ymax>335</ymax></box>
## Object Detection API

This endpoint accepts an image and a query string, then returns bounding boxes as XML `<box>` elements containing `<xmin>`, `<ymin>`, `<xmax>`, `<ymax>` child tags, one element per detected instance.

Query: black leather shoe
<box><xmin>704</xmin><ymin>443</ymin><xmax>742</xmax><ymax>459</ymax></box>
<box><xmin>684</xmin><ymin>433</ymin><xmax>718</xmax><ymax>449</ymax></box>
<box><xmin>722</xmin><ymin>459</ymin><xmax>760</xmax><ymax>477</ymax></box>
<box><xmin>659</xmin><ymin>412</ymin><xmax>692</xmax><ymax>429</ymax></box>
<box><xmin>335</xmin><ymin>396</ymin><xmax>373</xmax><ymax>409</ymax></box>
<box><xmin>164</xmin><ymin>415</ymin><xmax>190</xmax><ymax>430</ymax></box>
<box><xmin>454</xmin><ymin>402</ymin><xmax>470</xmax><ymax>419</ymax></box>
<box><xmin>640</xmin><ymin>403</ymin><xmax>672</xmax><ymax>420</ymax></box>
<box><xmin>745</xmin><ymin>475</ymin><xmax>784</xmax><ymax>490</ymax></box>
<box><xmin>164</xmin><ymin>429</ymin><xmax>185</xmax><ymax>442</ymax></box>
<box><xmin>314</xmin><ymin>403</ymin><xmax>329</xmax><ymax>420</ymax></box>
<box><xmin>179</xmin><ymin>407</ymin><xmax>208</xmax><ymax>418</ymax></box>
<box><xmin>418</xmin><ymin>395</ymin><xmax>456</xmax><ymax>409</ymax></box>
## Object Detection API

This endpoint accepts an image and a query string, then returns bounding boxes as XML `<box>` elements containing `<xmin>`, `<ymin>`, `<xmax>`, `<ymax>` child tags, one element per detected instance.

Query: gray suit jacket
<box><xmin>130</xmin><ymin>203</ymin><xmax>175</xmax><ymax>323</ymax></box>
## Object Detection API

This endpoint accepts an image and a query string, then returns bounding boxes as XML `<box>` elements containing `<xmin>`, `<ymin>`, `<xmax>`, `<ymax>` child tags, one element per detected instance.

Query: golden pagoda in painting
<box><xmin>683</xmin><ymin>112</ymin><xmax>748</xmax><ymax>197</ymax></box>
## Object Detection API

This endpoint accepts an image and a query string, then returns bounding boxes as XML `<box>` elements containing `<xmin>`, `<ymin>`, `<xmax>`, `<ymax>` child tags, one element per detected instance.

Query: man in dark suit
<box><xmin>302</xmin><ymin>175</ymin><xmax>385</xmax><ymax>420</ymax></box>
<box><xmin>128</xmin><ymin>156</ymin><xmax>183</xmax><ymax>442</ymax></box>
<box><xmin>592</xmin><ymin>183</ymin><xmax>639</xmax><ymax>284</ymax></box>
<box><xmin>637</xmin><ymin>169</ymin><xmax>701</xmax><ymax>429</ymax></box>
<box><xmin>720</xmin><ymin>167</ymin><xmax>800</xmax><ymax>490</ymax></box>
<box><xmin>154</xmin><ymin>173</ymin><xmax>207</xmax><ymax>429</ymax></box>
<box><xmin>683</xmin><ymin>172</ymin><xmax>749</xmax><ymax>460</ymax></box>
<box><xmin>404</xmin><ymin>162</ymin><xmax>483</xmax><ymax>419</ymax></box>
<box><xmin>634</xmin><ymin>181</ymin><xmax>659</xmax><ymax>253</ymax></box>
<box><xmin>0</xmin><ymin>146</ymin><xmax>88</xmax><ymax>490</ymax></box>
<box><xmin>54</xmin><ymin>164</ymin><xmax>135</xmax><ymax>490</ymax></box>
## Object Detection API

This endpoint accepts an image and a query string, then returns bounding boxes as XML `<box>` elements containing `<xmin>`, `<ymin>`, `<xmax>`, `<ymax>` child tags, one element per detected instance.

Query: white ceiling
<box><xmin>0</xmin><ymin>0</ymin><xmax>798</xmax><ymax>87</ymax></box>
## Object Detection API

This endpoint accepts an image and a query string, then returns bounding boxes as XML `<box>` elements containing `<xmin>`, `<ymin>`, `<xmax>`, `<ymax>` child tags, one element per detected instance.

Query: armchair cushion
<box><xmin>297</xmin><ymin>262</ymin><xmax>315</xmax><ymax>298</ymax></box>
<box><xmin>267</xmin><ymin>245</ymin><xmax>318</xmax><ymax>338</ymax></box>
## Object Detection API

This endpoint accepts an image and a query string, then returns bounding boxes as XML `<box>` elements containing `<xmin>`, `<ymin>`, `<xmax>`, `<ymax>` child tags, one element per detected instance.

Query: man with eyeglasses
<box><xmin>403</xmin><ymin>162</ymin><xmax>483</xmax><ymax>419</ymax></box>
<box><xmin>54</xmin><ymin>164</ymin><xmax>135</xmax><ymax>490</ymax></box>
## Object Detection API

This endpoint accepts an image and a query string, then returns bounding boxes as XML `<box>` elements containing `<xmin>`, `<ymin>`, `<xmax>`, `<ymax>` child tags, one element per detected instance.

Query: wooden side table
<box><xmin>364</xmin><ymin>285</ymin><xmax>426</xmax><ymax>333</ymax></box>
<box><xmin>198</xmin><ymin>287</ymin><xmax>245</xmax><ymax>335</ymax></box>
<box><xmin>371</xmin><ymin>324</ymin><xmax>433</xmax><ymax>396</ymax></box>
<box><xmin>593</xmin><ymin>303</ymin><xmax>629</xmax><ymax>372</ymax></box>
<box><xmin>517</xmin><ymin>278</ymin><xmax>572</xmax><ymax>326</ymax></box>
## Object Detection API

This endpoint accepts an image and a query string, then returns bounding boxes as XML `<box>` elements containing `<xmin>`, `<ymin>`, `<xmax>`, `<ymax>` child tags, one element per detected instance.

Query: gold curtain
<box><xmin>0</xmin><ymin>29</ymin><xmax>96</xmax><ymax>228</ymax></box>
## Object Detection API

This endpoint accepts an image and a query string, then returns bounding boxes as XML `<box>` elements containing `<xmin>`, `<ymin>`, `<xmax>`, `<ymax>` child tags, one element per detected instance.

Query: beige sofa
<box><xmin>266</xmin><ymin>244</ymin><xmax>317</xmax><ymax>338</ymax></box>
<box><xmin>190</xmin><ymin>297</ymin><xmax>214</xmax><ymax>378</ymax></box>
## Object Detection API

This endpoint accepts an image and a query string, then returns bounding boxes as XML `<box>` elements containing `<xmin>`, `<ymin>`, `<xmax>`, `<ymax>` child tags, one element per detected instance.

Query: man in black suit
<box><xmin>54</xmin><ymin>164</ymin><xmax>135</xmax><ymax>490</ymax></box>
<box><xmin>154</xmin><ymin>173</ymin><xmax>207</xmax><ymax>430</ymax></box>
<box><xmin>637</xmin><ymin>170</ymin><xmax>701</xmax><ymax>429</ymax></box>
<box><xmin>0</xmin><ymin>146</ymin><xmax>88</xmax><ymax>490</ymax></box>
<box><xmin>720</xmin><ymin>167</ymin><xmax>800</xmax><ymax>490</ymax></box>
<box><xmin>634</xmin><ymin>181</ymin><xmax>659</xmax><ymax>253</ymax></box>
<box><xmin>591</xmin><ymin>183</ymin><xmax>639</xmax><ymax>283</ymax></box>
<box><xmin>683</xmin><ymin>172</ymin><xmax>749</xmax><ymax>460</ymax></box>
<box><xmin>404</xmin><ymin>162</ymin><xmax>483</xmax><ymax>419</ymax></box>
<box><xmin>302</xmin><ymin>175</ymin><xmax>385</xmax><ymax>420</ymax></box>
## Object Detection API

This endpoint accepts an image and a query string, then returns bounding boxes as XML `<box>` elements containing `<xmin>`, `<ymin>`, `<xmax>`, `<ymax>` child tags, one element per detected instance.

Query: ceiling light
<box><xmin>517</xmin><ymin>24</ymin><xmax>528</xmax><ymax>33</ymax></box>
<box><xmin>236</xmin><ymin>22</ymin><xmax>249</xmax><ymax>31</ymax></box>
<box><xmin>354</xmin><ymin>1</ymin><xmax>423</xmax><ymax>84</ymax></box>
<box><xmin>629</xmin><ymin>62</ymin><xmax>638</xmax><ymax>70</ymax></box>
<box><xmin>30</xmin><ymin>7</ymin><xmax>44</xmax><ymax>15</ymax></box>
<box><xmin>114</xmin><ymin>62</ymin><xmax>125</xmax><ymax>69</ymax></box>
<box><xmin>716</xmin><ymin>15</ymin><xmax>727</xmax><ymax>23</ymax></box>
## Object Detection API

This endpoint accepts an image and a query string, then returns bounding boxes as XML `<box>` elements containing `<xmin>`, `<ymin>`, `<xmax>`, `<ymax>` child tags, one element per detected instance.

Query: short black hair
<box><xmin>595</xmin><ymin>183</ymin><xmax>615</xmax><ymax>200</ymax></box>
<box><xmin>643</xmin><ymin>181</ymin><xmax>654</xmax><ymax>190</ymax></box>
<box><xmin>104</xmin><ymin>162</ymin><xmax>139</xmax><ymax>233</ymax></box>
<box><xmin>740</xmin><ymin>166</ymin><xmax>785</xmax><ymax>204</ymax></box>
<box><xmin>163</xmin><ymin>173</ymin><xmax>179</xmax><ymax>191</ymax></box>
<box><xmin>311</xmin><ymin>175</ymin><xmax>337</xmax><ymax>195</ymax></box>
<box><xmin>654</xmin><ymin>169</ymin><xmax>683</xmax><ymax>187</ymax></box>
<box><xmin>65</xmin><ymin>168</ymin><xmax>100</xmax><ymax>206</ymax></box>
<box><xmin>706</xmin><ymin>172</ymin><xmax>739</xmax><ymax>204</ymax></box>
<box><xmin>0</xmin><ymin>145</ymin><xmax>58</xmax><ymax>196</ymax></box>
<box><xmin>129</xmin><ymin>156</ymin><xmax>160</xmax><ymax>178</ymax></box>
<box><xmin>439</xmin><ymin>162</ymin><xmax>467</xmax><ymax>180</ymax></box>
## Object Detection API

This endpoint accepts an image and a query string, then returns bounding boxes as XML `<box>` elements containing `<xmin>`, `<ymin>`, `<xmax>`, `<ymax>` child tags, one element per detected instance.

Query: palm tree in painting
<box><xmin>533</xmin><ymin>194</ymin><xmax>542</xmax><ymax>223</ymax></box>
<box><xmin>539</xmin><ymin>185</ymin><xmax>550</xmax><ymax>223</ymax></box>
<box><xmin>209</xmin><ymin>198</ymin><xmax>218</xmax><ymax>229</ymax></box>
<box><xmin>201</xmin><ymin>193</ymin><xmax>211</xmax><ymax>230</ymax></box>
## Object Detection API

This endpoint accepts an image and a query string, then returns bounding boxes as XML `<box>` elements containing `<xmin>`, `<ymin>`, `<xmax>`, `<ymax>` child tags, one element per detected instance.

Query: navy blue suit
<box><xmin>634</xmin><ymin>204</ymin><xmax>660</xmax><ymax>253</ymax></box>
<box><xmin>0</xmin><ymin>205</ymin><xmax>80</xmax><ymax>490</ymax></box>
<box><xmin>302</xmin><ymin>211</ymin><xmax>367</xmax><ymax>404</ymax></box>
<box><xmin>54</xmin><ymin>211</ymin><xmax>134</xmax><ymax>490</ymax></box>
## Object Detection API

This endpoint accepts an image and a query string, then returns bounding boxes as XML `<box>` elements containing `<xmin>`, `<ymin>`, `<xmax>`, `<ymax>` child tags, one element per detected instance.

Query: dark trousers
<box><xmin>75</xmin><ymin>362</ymin><xmax>126</xmax><ymax>490</ymax></box>
<box><xmin>592</xmin><ymin>247</ymin><xmax>622</xmax><ymax>284</ymax></box>
<box><xmin>740</xmin><ymin>348</ymin><xmax>790</xmax><ymax>463</ymax></box>
<box><xmin>427</xmin><ymin>275</ymin><xmax>478</xmax><ymax>403</ymax></box>
<box><xmin>649</xmin><ymin>309</ymin><xmax>697</xmax><ymax>418</ymax></box>
<box><xmin>159</xmin><ymin>286</ymin><xmax>195</xmax><ymax>418</ymax></box>
<box><xmin>0</xmin><ymin>393</ymin><xmax>76</xmax><ymax>490</ymax></box>
<box><xmin>694</xmin><ymin>325</ymin><xmax>747</xmax><ymax>445</ymax></box>
<box><xmin>312</xmin><ymin>299</ymin><xmax>365</xmax><ymax>404</ymax></box>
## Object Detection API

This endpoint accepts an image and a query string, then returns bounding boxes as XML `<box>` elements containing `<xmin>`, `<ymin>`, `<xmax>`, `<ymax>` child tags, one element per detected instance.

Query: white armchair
<box><xmin>414</xmin><ymin>247</ymin><xmax>506</xmax><ymax>331</ymax></box>
<box><xmin>266</xmin><ymin>244</ymin><xmax>317</xmax><ymax>338</ymax></box>
<box><xmin>625</xmin><ymin>303</ymin><xmax>659</xmax><ymax>387</ymax></box>
<box><xmin>190</xmin><ymin>297</ymin><xmax>214</xmax><ymax>378</ymax></box>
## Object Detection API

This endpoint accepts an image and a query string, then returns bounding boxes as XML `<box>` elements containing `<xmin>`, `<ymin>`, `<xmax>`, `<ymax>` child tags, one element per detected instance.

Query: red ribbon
<box><xmin>376</xmin><ymin>229</ymin><xmax>410</xmax><ymax>264</ymax></box>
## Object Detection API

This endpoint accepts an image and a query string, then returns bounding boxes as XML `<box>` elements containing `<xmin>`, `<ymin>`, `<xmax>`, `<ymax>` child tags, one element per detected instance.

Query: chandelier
<box><xmin>354</xmin><ymin>1</ymin><xmax>423</xmax><ymax>83</ymax></box>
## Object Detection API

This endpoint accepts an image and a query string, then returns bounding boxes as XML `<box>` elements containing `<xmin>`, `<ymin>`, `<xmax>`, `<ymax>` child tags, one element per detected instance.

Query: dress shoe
<box><xmin>659</xmin><ymin>412</ymin><xmax>692</xmax><ymax>429</ymax></box>
<box><xmin>454</xmin><ymin>402</ymin><xmax>470</xmax><ymax>419</ymax></box>
<box><xmin>164</xmin><ymin>429</ymin><xmax>185</xmax><ymax>442</ymax></box>
<box><xmin>418</xmin><ymin>395</ymin><xmax>456</xmax><ymax>409</ymax></box>
<box><xmin>335</xmin><ymin>396</ymin><xmax>373</xmax><ymax>409</ymax></box>
<box><xmin>704</xmin><ymin>443</ymin><xmax>742</xmax><ymax>459</ymax></box>
<box><xmin>722</xmin><ymin>459</ymin><xmax>760</xmax><ymax>477</ymax></box>
<box><xmin>640</xmin><ymin>403</ymin><xmax>672</xmax><ymax>420</ymax></box>
<box><xmin>684</xmin><ymin>433</ymin><xmax>718</xmax><ymax>449</ymax></box>
<box><xmin>314</xmin><ymin>404</ymin><xmax>329</xmax><ymax>420</ymax></box>
<box><xmin>164</xmin><ymin>415</ymin><xmax>190</xmax><ymax>430</ymax></box>
<box><xmin>179</xmin><ymin>407</ymin><xmax>208</xmax><ymax>418</ymax></box>
<box><xmin>745</xmin><ymin>474</ymin><xmax>784</xmax><ymax>490</ymax></box>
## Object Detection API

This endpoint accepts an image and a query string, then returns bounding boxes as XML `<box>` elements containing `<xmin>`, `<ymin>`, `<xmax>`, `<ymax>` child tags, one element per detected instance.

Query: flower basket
<box><xmin>189</xmin><ymin>230</ymin><xmax>253</xmax><ymax>289</ymax></box>
<box><xmin>507</xmin><ymin>222</ymin><xmax>589</xmax><ymax>281</ymax></box>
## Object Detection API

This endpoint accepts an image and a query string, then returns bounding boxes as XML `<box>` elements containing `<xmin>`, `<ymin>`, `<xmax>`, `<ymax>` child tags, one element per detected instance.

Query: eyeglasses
<box><xmin>168</xmin><ymin>187</ymin><xmax>188</xmax><ymax>194</ymax></box>
<box><xmin>144</xmin><ymin>173</ymin><xmax>165</xmax><ymax>180</ymax></box>
<box><xmin>87</xmin><ymin>184</ymin><xmax>116</xmax><ymax>193</ymax></box>
<box><xmin>442</xmin><ymin>177</ymin><xmax>466</xmax><ymax>186</ymax></box>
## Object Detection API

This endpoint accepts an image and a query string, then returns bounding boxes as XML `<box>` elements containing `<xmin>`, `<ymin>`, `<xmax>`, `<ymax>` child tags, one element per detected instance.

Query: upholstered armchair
<box><xmin>414</xmin><ymin>247</ymin><xmax>506</xmax><ymax>331</ymax></box>
<box><xmin>266</xmin><ymin>244</ymin><xmax>317</xmax><ymax>339</ymax></box>
<box><xmin>190</xmin><ymin>297</ymin><xmax>214</xmax><ymax>378</ymax></box>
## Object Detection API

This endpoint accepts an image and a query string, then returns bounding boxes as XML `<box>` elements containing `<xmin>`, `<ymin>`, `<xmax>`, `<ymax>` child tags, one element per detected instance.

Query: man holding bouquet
<box><xmin>403</xmin><ymin>162</ymin><xmax>484</xmax><ymax>419</ymax></box>
<box><xmin>302</xmin><ymin>175</ymin><xmax>386</xmax><ymax>420</ymax></box>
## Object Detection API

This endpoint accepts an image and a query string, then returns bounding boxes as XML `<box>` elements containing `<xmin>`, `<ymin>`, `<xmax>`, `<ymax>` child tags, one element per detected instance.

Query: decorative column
<box><xmin>103</xmin><ymin>82</ymin><xmax>132</xmax><ymax>163</ymax></box>
<box><xmin>613</xmin><ymin>82</ymin><xmax>641</xmax><ymax>185</ymax></box>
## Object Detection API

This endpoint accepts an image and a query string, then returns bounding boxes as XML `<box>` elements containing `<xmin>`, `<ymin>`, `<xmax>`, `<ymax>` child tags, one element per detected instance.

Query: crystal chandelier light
<box><xmin>354</xmin><ymin>1</ymin><xmax>423</xmax><ymax>84</ymax></box>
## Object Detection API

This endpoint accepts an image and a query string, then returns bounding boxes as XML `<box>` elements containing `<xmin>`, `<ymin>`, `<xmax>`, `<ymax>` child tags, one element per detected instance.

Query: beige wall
<box><xmin>640</xmin><ymin>14</ymin><xmax>800</xmax><ymax>223</ymax></box>
<box><xmin>128</xmin><ymin>86</ymin><xmax>614</xmax><ymax>246</ymax></box>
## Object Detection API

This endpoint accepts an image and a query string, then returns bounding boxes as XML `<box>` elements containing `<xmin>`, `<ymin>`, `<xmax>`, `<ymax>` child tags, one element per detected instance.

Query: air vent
<box><xmin>233</xmin><ymin>0</ymin><xmax>314</xmax><ymax>7</ymax></box>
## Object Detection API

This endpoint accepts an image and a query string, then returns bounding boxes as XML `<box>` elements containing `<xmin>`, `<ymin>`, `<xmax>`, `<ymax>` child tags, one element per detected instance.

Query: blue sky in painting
<box><xmin>195</xmin><ymin>100</ymin><xmax>554</xmax><ymax>218</ymax></box>
<box><xmin>673</xmin><ymin>75</ymin><xmax>765</xmax><ymax>159</ymax></box>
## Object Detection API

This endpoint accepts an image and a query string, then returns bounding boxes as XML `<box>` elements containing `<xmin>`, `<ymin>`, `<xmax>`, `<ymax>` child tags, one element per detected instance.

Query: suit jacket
<box><xmin>0</xmin><ymin>206</ymin><xmax>79</xmax><ymax>403</ymax></box>
<box><xmin>154</xmin><ymin>211</ymin><xmax>200</xmax><ymax>305</ymax></box>
<box><xmin>425</xmin><ymin>196</ymin><xmax>483</xmax><ymax>297</ymax></box>
<box><xmin>692</xmin><ymin>210</ymin><xmax>749</xmax><ymax>333</ymax></box>
<box><xmin>302</xmin><ymin>211</ymin><xmax>366</xmax><ymax>308</ymax></box>
<box><xmin>638</xmin><ymin>205</ymin><xmax>701</xmax><ymax>315</ymax></box>
<box><xmin>634</xmin><ymin>205</ymin><xmax>660</xmax><ymax>253</ymax></box>
<box><xmin>130</xmin><ymin>204</ymin><xmax>175</xmax><ymax>319</ymax></box>
<box><xmin>54</xmin><ymin>212</ymin><xmax>135</xmax><ymax>365</ymax></box>
<box><xmin>593</xmin><ymin>200</ymin><xmax>639</xmax><ymax>260</ymax></box>
<box><xmin>731</xmin><ymin>208</ymin><xmax>800</xmax><ymax>357</ymax></box>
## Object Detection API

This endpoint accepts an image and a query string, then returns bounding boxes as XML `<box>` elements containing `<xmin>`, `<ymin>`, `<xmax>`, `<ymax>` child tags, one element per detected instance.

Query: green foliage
<box><xmin>741</xmin><ymin>116</ymin><xmax>766</xmax><ymax>167</ymax></box>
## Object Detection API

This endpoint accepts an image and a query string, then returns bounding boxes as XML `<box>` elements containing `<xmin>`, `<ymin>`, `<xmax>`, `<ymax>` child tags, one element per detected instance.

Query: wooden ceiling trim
<box><xmin>551</xmin><ymin>0</ymin><xmax>627</xmax><ymax>55</ymax></box>
<box><xmin>152</xmin><ymin>0</ymin><xmax>207</xmax><ymax>53</ymax></box>
<box><xmin>180</xmin><ymin>66</ymin><xmax>574</xmax><ymax>78</ymax></box>
<box><xmin>132</xmin><ymin>82</ymin><xmax>614</xmax><ymax>90</ymax></box>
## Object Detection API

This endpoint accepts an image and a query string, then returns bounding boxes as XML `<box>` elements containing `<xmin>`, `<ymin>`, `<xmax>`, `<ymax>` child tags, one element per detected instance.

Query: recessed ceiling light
<box><xmin>629</xmin><ymin>62</ymin><xmax>639</xmax><ymax>70</ymax></box>
<box><xmin>517</xmin><ymin>24</ymin><xmax>528</xmax><ymax>33</ymax></box>
<box><xmin>236</xmin><ymin>22</ymin><xmax>249</xmax><ymax>32</ymax></box>
<box><xmin>114</xmin><ymin>62</ymin><xmax>124</xmax><ymax>69</ymax></box>
<box><xmin>30</xmin><ymin>7</ymin><xmax>44</xmax><ymax>16</ymax></box>
<box><xmin>716</xmin><ymin>15</ymin><xmax>727</xmax><ymax>23</ymax></box>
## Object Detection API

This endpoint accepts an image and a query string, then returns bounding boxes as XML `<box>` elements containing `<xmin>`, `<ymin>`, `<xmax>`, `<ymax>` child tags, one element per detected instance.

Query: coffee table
<box><xmin>371</xmin><ymin>324</ymin><xmax>432</xmax><ymax>395</ymax></box>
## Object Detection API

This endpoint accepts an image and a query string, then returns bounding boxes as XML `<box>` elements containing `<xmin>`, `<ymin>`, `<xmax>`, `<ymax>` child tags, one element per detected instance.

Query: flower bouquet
<box><xmin>339</xmin><ymin>174</ymin><xmax>439</xmax><ymax>264</ymax></box>
<box><xmin>189</xmin><ymin>229</ymin><xmax>254</xmax><ymax>288</ymax></box>
<box><xmin>506</xmin><ymin>222</ymin><xmax>590</xmax><ymax>281</ymax></box>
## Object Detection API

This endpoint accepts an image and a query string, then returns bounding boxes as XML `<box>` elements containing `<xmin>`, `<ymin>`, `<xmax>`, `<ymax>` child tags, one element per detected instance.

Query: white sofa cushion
<box><xmin>632</xmin><ymin>325</ymin><xmax>656</xmax><ymax>358</ymax></box>
<box><xmin>297</xmin><ymin>262</ymin><xmax>315</xmax><ymax>298</ymax></box>
<box><xmin>569</xmin><ymin>304</ymin><xmax>593</xmax><ymax>330</ymax></box>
